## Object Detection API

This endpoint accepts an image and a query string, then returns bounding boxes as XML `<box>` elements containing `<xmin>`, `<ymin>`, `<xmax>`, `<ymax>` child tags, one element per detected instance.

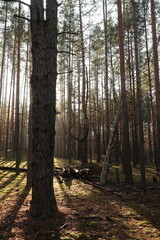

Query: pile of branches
<box><xmin>54</xmin><ymin>165</ymin><xmax>122</xmax><ymax>197</ymax></box>
<box><xmin>54</xmin><ymin>165</ymin><xmax>93</xmax><ymax>183</ymax></box>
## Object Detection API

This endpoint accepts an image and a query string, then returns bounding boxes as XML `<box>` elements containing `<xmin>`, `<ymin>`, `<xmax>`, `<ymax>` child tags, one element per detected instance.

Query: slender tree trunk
<box><xmin>0</xmin><ymin>2</ymin><xmax>8</xmax><ymax>106</ymax></box>
<box><xmin>100</xmin><ymin>109</ymin><xmax>120</xmax><ymax>185</ymax></box>
<box><xmin>10</xmin><ymin>48</ymin><xmax>16</xmax><ymax>155</ymax></box>
<box><xmin>144</xmin><ymin>6</ymin><xmax>155</xmax><ymax>163</ymax></box>
<box><xmin>150</xmin><ymin>0</ymin><xmax>160</xmax><ymax>170</ymax></box>
<box><xmin>27</xmin><ymin>87</ymin><xmax>32</xmax><ymax>188</ymax></box>
<box><xmin>5</xmin><ymin>55</ymin><xmax>14</xmax><ymax>158</ymax></box>
<box><xmin>132</xmin><ymin>0</ymin><xmax>145</xmax><ymax>189</ymax></box>
<box><xmin>78</xmin><ymin>0</ymin><xmax>88</xmax><ymax>163</ymax></box>
<box><xmin>0</xmin><ymin>3</ymin><xmax>8</xmax><ymax>151</ymax></box>
<box><xmin>88</xmin><ymin>35</ymin><xmax>92</xmax><ymax>162</ymax></box>
<box><xmin>1</xmin><ymin>48</ymin><xmax>9</xmax><ymax>152</ymax></box>
<box><xmin>67</xmin><ymin>22</ymin><xmax>72</xmax><ymax>162</ymax></box>
<box><xmin>75</xmin><ymin>53</ymin><xmax>81</xmax><ymax>160</ymax></box>
<box><xmin>130</xmin><ymin>34</ymin><xmax>139</xmax><ymax>167</ymax></box>
<box><xmin>117</xmin><ymin>0</ymin><xmax>133</xmax><ymax>185</ymax></box>
<box><xmin>144</xmin><ymin>6</ymin><xmax>156</xmax><ymax>163</ymax></box>
<box><xmin>15</xmin><ymin>2</ymin><xmax>21</xmax><ymax>175</ymax></box>
<box><xmin>103</xmin><ymin>0</ymin><xmax>109</xmax><ymax>147</ymax></box>
<box><xmin>95</xmin><ymin>63</ymin><xmax>101</xmax><ymax>162</ymax></box>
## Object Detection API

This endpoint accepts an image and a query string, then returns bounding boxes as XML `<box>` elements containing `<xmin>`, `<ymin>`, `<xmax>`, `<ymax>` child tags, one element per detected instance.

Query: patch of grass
<box><xmin>88</xmin><ymin>221</ymin><xmax>98</xmax><ymax>228</ymax></box>
<box><xmin>60</xmin><ymin>237</ymin><xmax>73</xmax><ymax>240</ymax></box>
<box><xmin>101</xmin><ymin>225</ymin><xmax>109</xmax><ymax>231</ymax></box>
<box><xmin>129</xmin><ymin>229</ymin><xmax>138</xmax><ymax>233</ymax></box>
<box><xmin>105</xmin><ymin>161</ymin><xmax>158</xmax><ymax>187</ymax></box>
<box><xmin>67</xmin><ymin>231</ymin><xmax>80</xmax><ymax>238</ymax></box>
<box><xmin>0</xmin><ymin>158</ymin><xmax>27</xmax><ymax>169</ymax></box>
<box><xmin>156</xmin><ymin>232</ymin><xmax>160</xmax><ymax>237</ymax></box>
<box><xmin>123</xmin><ymin>209</ymin><xmax>136</xmax><ymax>216</ymax></box>
<box><xmin>54</xmin><ymin>158</ymin><xmax>79</xmax><ymax>168</ymax></box>
<box><xmin>136</xmin><ymin>220</ymin><xmax>151</xmax><ymax>226</ymax></box>
<box><xmin>0</xmin><ymin>170</ymin><xmax>28</xmax><ymax>201</ymax></box>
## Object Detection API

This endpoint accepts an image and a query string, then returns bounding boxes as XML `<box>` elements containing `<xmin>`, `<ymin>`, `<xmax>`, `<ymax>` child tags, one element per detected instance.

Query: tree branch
<box><xmin>143</xmin><ymin>186</ymin><xmax>160</xmax><ymax>192</ymax></box>
<box><xmin>14</xmin><ymin>14</ymin><xmax>30</xmax><ymax>22</ymax></box>
<box><xmin>58</xmin><ymin>31</ymin><xmax>78</xmax><ymax>35</ymax></box>
<box><xmin>57</xmin><ymin>70</ymin><xmax>73</xmax><ymax>75</ymax></box>
<box><xmin>57</xmin><ymin>51</ymin><xmax>76</xmax><ymax>56</ymax></box>
<box><xmin>2</xmin><ymin>0</ymin><xmax>30</xmax><ymax>8</ymax></box>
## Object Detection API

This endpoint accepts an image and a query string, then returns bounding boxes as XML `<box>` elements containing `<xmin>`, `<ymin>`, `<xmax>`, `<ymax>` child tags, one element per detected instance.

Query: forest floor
<box><xmin>0</xmin><ymin>153</ymin><xmax>160</xmax><ymax>240</ymax></box>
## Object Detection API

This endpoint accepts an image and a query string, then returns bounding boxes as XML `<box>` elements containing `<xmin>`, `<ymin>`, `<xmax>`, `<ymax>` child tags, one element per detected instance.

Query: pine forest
<box><xmin>0</xmin><ymin>0</ymin><xmax>160</xmax><ymax>239</ymax></box>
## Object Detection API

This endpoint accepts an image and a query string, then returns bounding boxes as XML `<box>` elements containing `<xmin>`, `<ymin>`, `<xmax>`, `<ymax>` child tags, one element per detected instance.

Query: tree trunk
<box><xmin>144</xmin><ymin>4</ymin><xmax>154</xmax><ymax>163</ymax></box>
<box><xmin>103</xmin><ymin>0</ymin><xmax>110</xmax><ymax>147</ymax></box>
<box><xmin>100</xmin><ymin>109</ymin><xmax>120</xmax><ymax>186</ymax></box>
<box><xmin>67</xmin><ymin>22</ymin><xmax>72</xmax><ymax>163</ymax></box>
<box><xmin>78</xmin><ymin>0</ymin><xmax>88</xmax><ymax>163</ymax></box>
<box><xmin>30</xmin><ymin>0</ymin><xmax>57</xmax><ymax>219</ymax></box>
<box><xmin>117</xmin><ymin>0</ymin><xmax>133</xmax><ymax>185</ymax></box>
<box><xmin>15</xmin><ymin>2</ymin><xmax>21</xmax><ymax>175</ymax></box>
<box><xmin>0</xmin><ymin>2</ymin><xmax>8</xmax><ymax>106</ymax></box>
<box><xmin>132</xmin><ymin>0</ymin><xmax>145</xmax><ymax>189</ymax></box>
<box><xmin>150</xmin><ymin>0</ymin><xmax>160</xmax><ymax>170</ymax></box>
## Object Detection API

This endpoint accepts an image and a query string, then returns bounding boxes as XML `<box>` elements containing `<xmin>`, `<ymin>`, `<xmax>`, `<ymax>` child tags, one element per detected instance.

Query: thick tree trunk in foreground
<box><xmin>30</xmin><ymin>0</ymin><xmax>57</xmax><ymax>219</ymax></box>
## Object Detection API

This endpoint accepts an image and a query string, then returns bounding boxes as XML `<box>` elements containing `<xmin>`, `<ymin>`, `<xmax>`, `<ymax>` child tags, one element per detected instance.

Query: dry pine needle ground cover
<box><xmin>0</xmin><ymin>156</ymin><xmax>160</xmax><ymax>240</ymax></box>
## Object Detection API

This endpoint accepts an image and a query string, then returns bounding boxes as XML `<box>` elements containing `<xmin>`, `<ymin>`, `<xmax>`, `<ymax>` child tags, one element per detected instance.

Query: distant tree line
<box><xmin>0</xmin><ymin>0</ymin><xmax>160</xmax><ymax>215</ymax></box>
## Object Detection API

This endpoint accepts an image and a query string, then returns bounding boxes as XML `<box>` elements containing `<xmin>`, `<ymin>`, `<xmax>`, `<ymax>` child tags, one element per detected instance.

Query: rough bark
<box><xmin>150</xmin><ymin>0</ymin><xmax>160</xmax><ymax>170</ymax></box>
<box><xmin>117</xmin><ymin>0</ymin><xmax>133</xmax><ymax>185</ymax></box>
<box><xmin>0</xmin><ymin>2</ymin><xmax>8</xmax><ymax>106</ymax></box>
<box><xmin>78</xmin><ymin>0</ymin><xmax>88</xmax><ymax>163</ymax></box>
<box><xmin>144</xmin><ymin>4</ymin><xmax>154</xmax><ymax>163</ymax></box>
<box><xmin>15</xmin><ymin>2</ymin><xmax>21</xmax><ymax>175</ymax></box>
<box><xmin>103</xmin><ymin>0</ymin><xmax>110</xmax><ymax>147</ymax></box>
<box><xmin>30</xmin><ymin>0</ymin><xmax>57</xmax><ymax>219</ymax></box>
<box><xmin>132</xmin><ymin>0</ymin><xmax>145</xmax><ymax>189</ymax></box>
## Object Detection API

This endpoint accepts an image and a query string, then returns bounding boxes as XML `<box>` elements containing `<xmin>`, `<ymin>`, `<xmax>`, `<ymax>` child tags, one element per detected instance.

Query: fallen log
<box><xmin>143</xmin><ymin>186</ymin><xmax>160</xmax><ymax>192</ymax></box>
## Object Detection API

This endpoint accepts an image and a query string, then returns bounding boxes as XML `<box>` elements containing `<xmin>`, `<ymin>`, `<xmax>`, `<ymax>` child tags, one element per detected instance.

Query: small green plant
<box><xmin>88</xmin><ymin>221</ymin><xmax>98</xmax><ymax>228</ymax></box>
<box><xmin>60</xmin><ymin>236</ymin><xmax>73</xmax><ymax>240</ymax></box>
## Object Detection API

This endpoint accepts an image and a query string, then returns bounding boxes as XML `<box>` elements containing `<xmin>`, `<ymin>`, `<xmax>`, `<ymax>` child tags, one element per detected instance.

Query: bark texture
<box><xmin>117</xmin><ymin>0</ymin><xmax>133</xmax><ymax>185</ymax></box>
<box><xmin>30</xmin><ymin>0</ymin><xmax>57</xmax><ymax>219</ymax></box>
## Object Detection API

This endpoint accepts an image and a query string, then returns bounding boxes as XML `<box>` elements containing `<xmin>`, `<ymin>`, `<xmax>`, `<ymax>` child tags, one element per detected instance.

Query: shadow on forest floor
<box><xmin>55</xmin><ymin>176</ymin><xmax>160</xmax><ymax>240</ymax></box>
<box><xmin>0</xmin><ymin>185</ymin><xmax>30</xmax><ymax>239</ymax></box>
<box><xmin>1</xmin><ymin>158</ymin><xmax>160</xmax><ymax>240</ymax></box>
<box><xmin>0</xmin><ymin>170</ymin><xmax>66</xmax><ymax>240</ymax></box>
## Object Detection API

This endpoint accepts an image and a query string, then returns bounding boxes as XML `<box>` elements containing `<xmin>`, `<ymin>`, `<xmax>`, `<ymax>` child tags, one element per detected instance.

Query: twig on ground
<box><xmin>143</xmin><ymin>186</ymin><xmax>160</xmax><ymax>192</ymax></box>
